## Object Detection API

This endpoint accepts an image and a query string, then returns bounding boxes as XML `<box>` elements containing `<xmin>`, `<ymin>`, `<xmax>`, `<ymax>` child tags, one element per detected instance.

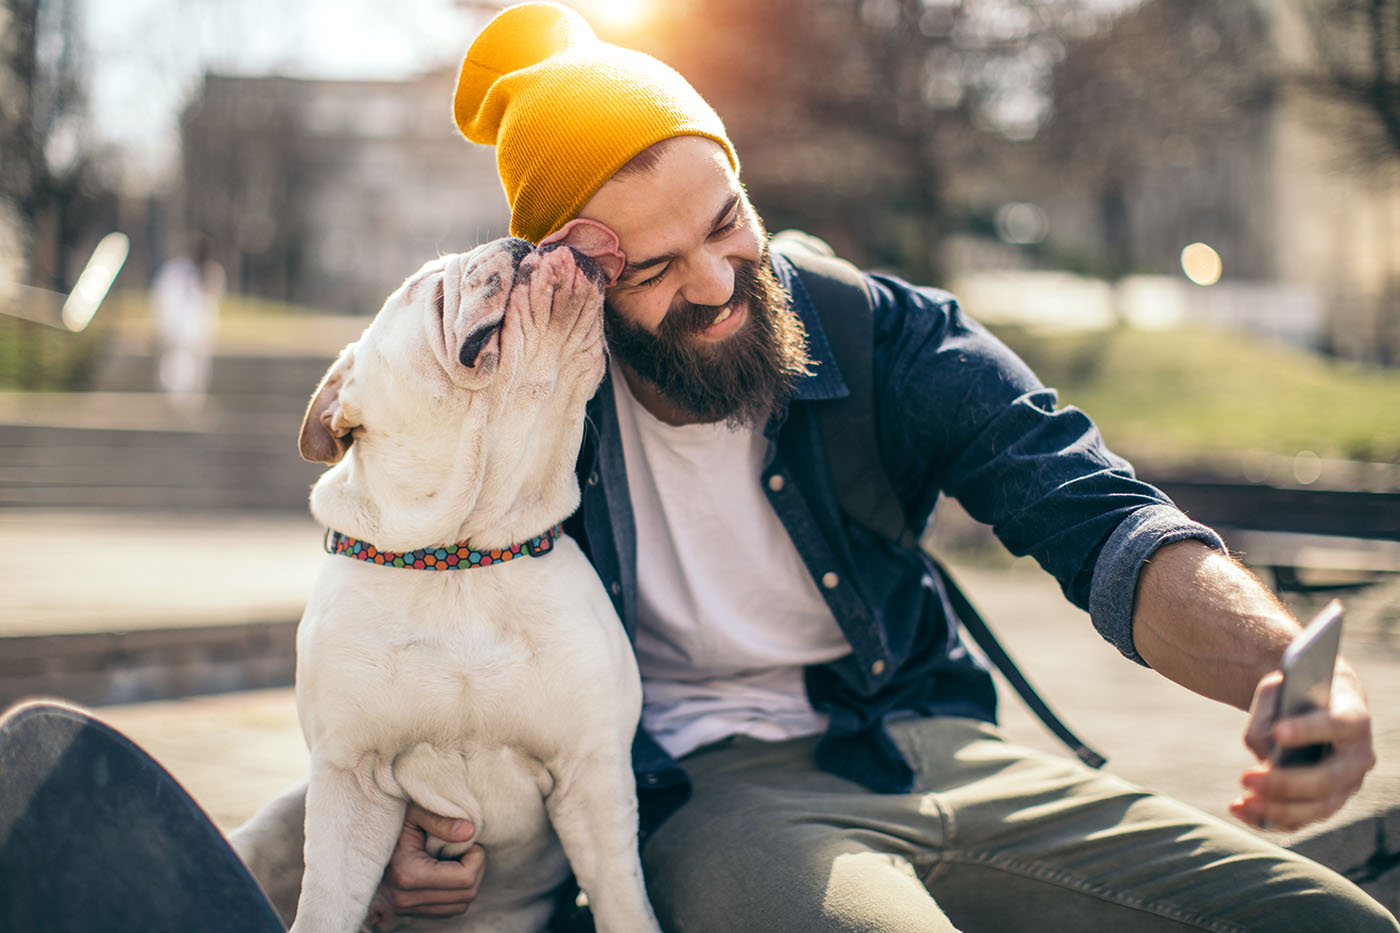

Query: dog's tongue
<box><xmin>540</xmin><ymin>219</ymin><xmax>625</xmax><ymax>286</ymax></box>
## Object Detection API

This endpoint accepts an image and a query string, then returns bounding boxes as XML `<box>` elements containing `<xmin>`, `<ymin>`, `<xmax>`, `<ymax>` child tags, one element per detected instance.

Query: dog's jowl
<box><xmin>285</xmin><ymin>230</ymin><xmax>657</xmax><ymax>932</ymax></box>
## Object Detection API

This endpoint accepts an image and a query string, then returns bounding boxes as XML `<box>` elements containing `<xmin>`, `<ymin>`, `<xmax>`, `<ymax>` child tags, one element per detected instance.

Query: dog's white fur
<box><xmin>282</xmin><ymin>240</ymin><xmax>657</xmax><ymax>932</ymax></box>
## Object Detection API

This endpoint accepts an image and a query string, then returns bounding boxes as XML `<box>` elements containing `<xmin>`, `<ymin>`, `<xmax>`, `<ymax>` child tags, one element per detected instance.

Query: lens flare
<box><xmin>584</xmin><ymin>0</ymin><xmax>651</xmax><ymax>32</ymax></box>
<box><xmin>1180</xmin><ymin>242</ymin><xmax>1222</xmax><ymax>286</ymax></box>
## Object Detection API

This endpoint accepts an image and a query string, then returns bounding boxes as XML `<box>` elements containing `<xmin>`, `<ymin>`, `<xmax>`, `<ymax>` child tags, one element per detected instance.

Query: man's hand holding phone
<box><xmin>1231</xmin><ymin>600</ymin><xmax>1378</xmax><ymax>832</ymax></box>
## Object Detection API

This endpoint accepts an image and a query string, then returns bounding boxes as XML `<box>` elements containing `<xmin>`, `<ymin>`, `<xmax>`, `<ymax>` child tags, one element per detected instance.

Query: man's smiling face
<box><xmin>578</xmin><ymin>135</ymin><xmax>810</xmax><ymax>427</ymax></box>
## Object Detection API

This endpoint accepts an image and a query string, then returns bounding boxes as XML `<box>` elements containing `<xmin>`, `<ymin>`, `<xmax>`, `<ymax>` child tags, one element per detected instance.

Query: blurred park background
<box><xmin>1</xmin><ymin>0</ymin><xmax>1399</xmax><ymax>908</ymax></box>
<box><xmin>6</xmin><ymin>0</ymin><xmax>1400</xmax><ymax>464</ymax></box>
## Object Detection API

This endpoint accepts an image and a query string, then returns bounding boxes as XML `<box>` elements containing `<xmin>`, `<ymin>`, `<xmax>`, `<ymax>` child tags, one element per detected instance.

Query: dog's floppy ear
<box><xmin>298</xmin><ymin>343</ymin><xmax>359</xmax><ymax>465</ymax></box>
<box><xmin>540</xmin><ymin>218</ymin><xmax>625</xmax><ymax>286</ymax></box>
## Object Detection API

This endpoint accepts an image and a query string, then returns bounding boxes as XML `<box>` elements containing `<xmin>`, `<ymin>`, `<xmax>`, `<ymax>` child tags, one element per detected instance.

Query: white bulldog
<box><xmin>283</xmin><ymin>228</ymin><xmax>658</xmax><ymax>933</ymax></box>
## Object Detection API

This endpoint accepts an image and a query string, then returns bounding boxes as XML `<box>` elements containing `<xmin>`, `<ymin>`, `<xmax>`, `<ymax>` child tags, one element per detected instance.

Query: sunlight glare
<box><xmin>1180</xmin><ymin>242</ymin><xmax>1222</xmax><ymax>286</ymax></box>
<box><xmin>583</xmin><ymin>0</ymin><xmax>651</xmax><ymax>32</ymax></box>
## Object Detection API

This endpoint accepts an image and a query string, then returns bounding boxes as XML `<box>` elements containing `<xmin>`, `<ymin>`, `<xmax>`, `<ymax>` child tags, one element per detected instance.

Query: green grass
<box><xmin>0</xmin><ymin>308</ymin><xmax>113</xmax><ymax>391</ymax></box>
<box><xmin>990</xmin><ymin>324</ymin><xmax>1400</xmax><ymax>465</ymax></box>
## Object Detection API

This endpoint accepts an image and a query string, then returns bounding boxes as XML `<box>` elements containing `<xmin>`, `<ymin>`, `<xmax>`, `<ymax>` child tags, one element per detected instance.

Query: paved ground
<box><xmin>0</xmin><ymin>509</ymin><xmax>321</xmax><ymax>636</ymax></box>
<box><xmin>3</xmin><ymin>508</ymin><xmax>1398</xmax><ymax>914</ymax></box>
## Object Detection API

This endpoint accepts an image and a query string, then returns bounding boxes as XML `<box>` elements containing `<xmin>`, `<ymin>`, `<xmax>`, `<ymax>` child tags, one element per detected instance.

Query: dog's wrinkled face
<box><xmin>432</xmin><ymin>232</ymin><xmax>619</xmax><ymax>391</ymax></box>
<box><xmin>300</xmin><ymin>231</ymin><xmax>619</xmax><ymax>461</ymax></box>
<box><xmin>297</xmin><ymin>227</ymin><xmax>623</xmax><ymax>549</ymax></box>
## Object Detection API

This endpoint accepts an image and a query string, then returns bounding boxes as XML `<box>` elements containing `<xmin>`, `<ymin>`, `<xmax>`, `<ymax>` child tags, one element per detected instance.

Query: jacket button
<box><xmin>821</xmin><ymin>571</ymin><xmax>839</xmax><ymax>589</ymax></box>
<box><xmin>767</xmin><ymin>474</ymin><xmax>785</xmax><ymax>492</ymax></box>
<box><xmin>587</xmin><ymin>472</ymin><xmax>600</xmax><ymax>486</ymax></box>
<box><xmin>871</xmin><ymin>659</ymin><xmax>886</xmax><ymax>676</ymax></box>
<box><xmin>610</xmin><ymin>581</ymin><xmax>622</xmax><ymax>596</ymax></box>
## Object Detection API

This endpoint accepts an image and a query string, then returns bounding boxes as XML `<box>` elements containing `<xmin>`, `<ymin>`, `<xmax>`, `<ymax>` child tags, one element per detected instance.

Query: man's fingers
<box><xmin>1233</xmin><ymin>781</ymin><xmax>1355</xmax><ymax>832</ymax></box>
<box><xmin>380</xmin><ymin>875</ymin><xmax>477</xmax><ymax>916</ymax></box>
<box><xmin>458</xmin><ymin>842</ymin><xmax>486</xmax><ymax>887</ymax></box>
<box><xmin>1242</xmin><ymin>754</ymin><xmax>1366</xmax><ymax>805</ymax></box>
<box><xmin>385</xmin><ymin>842</ymin><xmax>485</xmax><ymax>892</ymax></box>
<box><xmin>384</xmin><ymin>858</ymin><xmax>482</xmax><ymax>912</ymax></box>
<box><xmin>1233</xmin><ymin>731</ymin><xmax>1373</xmax><ymax>832</ymax></box>
<box><xmin>1233</xmin><ymin>661</ymin><xmax>1377</xmax><ymax>834</ymax></box>
<box><xmin>1242</xmin><ymin>671</ymin><xmax>1282</xmax><ymax>760</ymax></box>
<box><xmin>1272</xmin><ymin>706</ymin><xmax>1372</xmax><ymax>751</ymax></box>
<box><xmin>404</xmin><ymin>804</ymin><xmax>476</xmax><ymax>844</ymax></box>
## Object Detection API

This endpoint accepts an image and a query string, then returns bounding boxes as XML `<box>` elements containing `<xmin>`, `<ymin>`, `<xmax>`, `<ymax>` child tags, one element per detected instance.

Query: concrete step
<box><xmin>0</xmin><ymin>620</ymin><xmax>297</xmax><ymax>709</ymax></box>
<box><xmin>93</xmin><ymin>351</ymin><xmax>337</xmax><ymax>398</ymax></box>
<box><xmin>0</xmin><ymin>362</ymin><xmax>329</xmax><ymax>508</ymax></box>
<box><xmin>0</xmin><ymin>421</ymin><xmax>320</xmax><ymax>509</ymax></box>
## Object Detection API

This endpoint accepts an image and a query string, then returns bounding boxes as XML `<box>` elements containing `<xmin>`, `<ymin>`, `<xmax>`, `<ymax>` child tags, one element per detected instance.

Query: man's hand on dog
<box><xmin>367</xmin><ymin>804</ymin><xmax>483</xmax><ymax>926</ymax></box>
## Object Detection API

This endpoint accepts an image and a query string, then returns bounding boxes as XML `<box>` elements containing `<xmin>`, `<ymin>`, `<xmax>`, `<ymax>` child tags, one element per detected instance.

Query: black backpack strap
<box><xmin>925</xmin><ymin>554</ymin><xmax>1108</xmax><ymax>769</ymax></box>
<box><xmin>770</xmin><ymin>231</ymin><xmax>911</xmax><ymax>547</ymax></box>
<box><xmin>770</xmin><ymin>230</ymin><xmax>1107</xmax><ymax>770</ymax></box>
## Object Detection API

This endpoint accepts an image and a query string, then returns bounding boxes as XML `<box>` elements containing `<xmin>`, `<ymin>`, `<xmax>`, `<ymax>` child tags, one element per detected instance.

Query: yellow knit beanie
<box><xmin>454</xmin><ymin>2</ymin><xmax>739</xmax><ymax>244</ymax></box>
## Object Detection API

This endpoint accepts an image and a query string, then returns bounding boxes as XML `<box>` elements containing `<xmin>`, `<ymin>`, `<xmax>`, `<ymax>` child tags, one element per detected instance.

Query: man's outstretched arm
<box><xmin>1131</xmin><ymin>539</ymin><xmax>1377</xmax><ymax>832</ymax></box>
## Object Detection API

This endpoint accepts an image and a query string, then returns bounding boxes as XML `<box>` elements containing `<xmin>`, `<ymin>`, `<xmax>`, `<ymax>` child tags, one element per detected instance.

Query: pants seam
<box><xmin>929</xmin><ymin>848</ymin><xmax>1253</xmax><ymax>933</ymax></box>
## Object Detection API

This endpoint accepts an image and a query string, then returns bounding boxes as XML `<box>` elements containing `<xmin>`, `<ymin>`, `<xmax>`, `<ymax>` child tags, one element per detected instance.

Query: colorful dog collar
<box><xmin>326</xmin><ymin>523</ymin><xmax>563</xmax><ymax>570</ymax></box>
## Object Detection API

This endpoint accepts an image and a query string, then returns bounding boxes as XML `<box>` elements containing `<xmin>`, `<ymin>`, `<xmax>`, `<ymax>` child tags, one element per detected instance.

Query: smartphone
<box><xmin>1270</xmin><ymin>599</ymin><xmax>1344</xmax><ymax>767</ymax></box>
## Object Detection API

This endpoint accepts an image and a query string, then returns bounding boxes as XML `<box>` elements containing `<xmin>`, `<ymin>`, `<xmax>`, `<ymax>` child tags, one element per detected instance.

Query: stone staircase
<box><xmin>0</xmin><ymin>351</ymin><xmax>336</xmax><ymax>511</ymax></box>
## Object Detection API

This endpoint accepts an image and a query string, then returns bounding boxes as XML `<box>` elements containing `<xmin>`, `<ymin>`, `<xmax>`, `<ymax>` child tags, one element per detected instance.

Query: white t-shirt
<box><xmin>612</xmin><ymin>373</ymin><xmax>851</xmax><ymax>759</ymax></box>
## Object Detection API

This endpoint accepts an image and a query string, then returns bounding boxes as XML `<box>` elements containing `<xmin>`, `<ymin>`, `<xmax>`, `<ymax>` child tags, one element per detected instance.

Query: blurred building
<box><xmin>957</xmin><ymin>0</ymin><xmax>1400</xmax><ymax>361</ymax></box>
<box><xmin>176</xmin><ymin>68</ymin><xmax>507</xmax><ymax>315</ymax></box>
<box><xmin>1268</xmin><ymin>3</ymin><xmax>1400</xmax><ymax>362</ymax></box>
<box><xmin>168</xmin><ymin>2</ymin><xmax>1400</xmax><ymax>361</ymax></box>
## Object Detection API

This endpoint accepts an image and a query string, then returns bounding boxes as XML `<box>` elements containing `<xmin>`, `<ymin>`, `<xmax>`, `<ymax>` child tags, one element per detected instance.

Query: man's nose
<box><xmin>679</xmin><ymin>248</ymin><xmax>735</xmax><ymax>307</ymax></box>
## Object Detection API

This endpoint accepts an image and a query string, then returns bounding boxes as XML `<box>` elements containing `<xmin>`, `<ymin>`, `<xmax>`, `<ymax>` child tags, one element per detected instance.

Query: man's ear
<box><xmin>298</xmin><ymin>343</ymin><xmax>359</xmax><ymax>464</ymax></box>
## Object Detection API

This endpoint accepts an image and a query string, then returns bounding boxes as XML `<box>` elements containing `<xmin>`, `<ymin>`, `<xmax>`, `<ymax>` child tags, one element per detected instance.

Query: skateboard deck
<box><xmin>0</xmin><ymin>699</ymin><xmax>285</xmax><ymax>932</ymax></box>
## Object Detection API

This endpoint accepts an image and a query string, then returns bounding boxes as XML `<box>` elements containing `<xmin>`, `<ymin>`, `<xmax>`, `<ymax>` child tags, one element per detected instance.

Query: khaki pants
<box><xmin>642</xmin><ymin>717</ymin><xmax>1396</xmax><ymax>933</ymax></box>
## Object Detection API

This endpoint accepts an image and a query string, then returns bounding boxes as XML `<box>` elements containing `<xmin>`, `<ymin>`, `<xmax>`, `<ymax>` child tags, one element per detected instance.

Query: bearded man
<box><xmin>232</xmin><ymin>3</ymin><xmax>1396</xmax><ymax>930</ymax></box>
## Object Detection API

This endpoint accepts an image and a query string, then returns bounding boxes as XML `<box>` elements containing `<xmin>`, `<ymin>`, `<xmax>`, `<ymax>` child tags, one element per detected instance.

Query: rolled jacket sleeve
<box><xmin>1088</xmin><ymin>504</ymin><xmax>1228</xmax><ymax>666</ymax></box>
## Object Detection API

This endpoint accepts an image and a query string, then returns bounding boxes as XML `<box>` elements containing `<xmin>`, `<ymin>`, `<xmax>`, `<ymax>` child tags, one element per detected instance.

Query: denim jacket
<box><xmin>564</xmin><ymin>252</ymin><xmax>1225</xmax><ymax>824</ymax></box>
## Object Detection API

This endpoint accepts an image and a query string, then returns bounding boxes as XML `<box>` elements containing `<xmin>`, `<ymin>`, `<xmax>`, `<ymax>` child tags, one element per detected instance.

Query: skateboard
<box><xmin>0</xmin><ymin>699</ymin><xmax>285</xmax><ymax>932</ymax></box>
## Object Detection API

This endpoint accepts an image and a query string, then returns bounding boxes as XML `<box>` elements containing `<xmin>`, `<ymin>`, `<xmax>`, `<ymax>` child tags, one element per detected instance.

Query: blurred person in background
<box><xmin>223</xmin><ymin>3</ymin><xmax>1398</xmax><ymax>931</ymax></box>
<box><xmin>152</xmin><ymin>233</ymin><xmax>223</xmax><ymax>412</ymax></box>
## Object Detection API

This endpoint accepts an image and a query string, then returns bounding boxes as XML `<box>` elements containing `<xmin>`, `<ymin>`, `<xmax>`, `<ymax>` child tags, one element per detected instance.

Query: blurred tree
<box><xmin>1</xmin><ymin>0</ymin><xmax>42</xmax><ymax>280</ymax></box>
<box><xmin>0</xmin><ymin>0</ymin><xmax>37</xmax><ymax>284</ymax></box>
<box><xmin>1301</xmin><ymin>0</ymin><xmax>1400</xmax><ymax>166</ymax></box>
<box><xmin>619</xmin><ymin>0</ymin><xmax>1118</xmax><ymax>284</ymax></box>
<box><xmin>0</xmin><ymin>0</ymin><xmax>116</xmax><ymax>291</ymax></box>
<box><xmin>1036</xmin><ymin>0</ymin><xmax>1273</xmax><ymax>280</ymax></box>
<box><xmin>178</xmin><ymin>76</ymin><xmax>313</xmax><ymax>303</ymax></box>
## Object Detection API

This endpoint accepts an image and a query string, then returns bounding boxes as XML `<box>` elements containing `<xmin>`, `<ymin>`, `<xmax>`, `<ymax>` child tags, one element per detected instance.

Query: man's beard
<box><xmin>603</xmin><ymin>250</ymin><xmax>812</xmax><ymax>428</ymax></box>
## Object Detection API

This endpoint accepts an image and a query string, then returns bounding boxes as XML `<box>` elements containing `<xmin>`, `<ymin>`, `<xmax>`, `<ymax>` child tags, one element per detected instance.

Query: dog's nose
<box><xmin>507</xmin><ymin>237</ymin><xmax>542</xmax><ymax>287</ymax></box>
<box><xmin>502</xmin><ymin>237</ymin><xmax>534</xmax><ymax>265</ymax></box>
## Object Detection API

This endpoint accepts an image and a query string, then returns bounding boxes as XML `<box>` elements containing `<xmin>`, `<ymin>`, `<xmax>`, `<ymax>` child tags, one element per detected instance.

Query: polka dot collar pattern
<box><xmin>325</xmin><ymin>523</ymin><xmax>563</xmax><ymax>570</ymax></box>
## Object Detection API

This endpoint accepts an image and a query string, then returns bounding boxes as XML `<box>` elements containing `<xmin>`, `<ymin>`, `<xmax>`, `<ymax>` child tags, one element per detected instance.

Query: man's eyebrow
<box><xmin>619</xmin><ymin>194</ymin><xmax>742</xmax><ymax>281</ymax></box>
